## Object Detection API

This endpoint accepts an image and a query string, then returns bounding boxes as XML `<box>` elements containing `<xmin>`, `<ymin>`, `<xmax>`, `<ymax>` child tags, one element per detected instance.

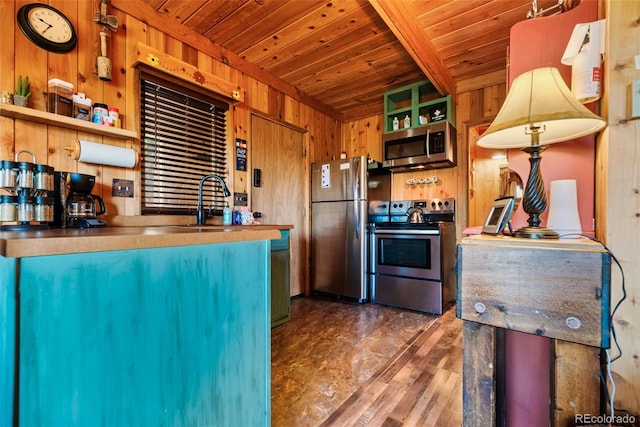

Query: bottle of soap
<box><xmin>392</xmin><ymin>117</ymin><xmax>399</xmax><ymax>130</ymax></box>
<box><xmin>232</xmin><ymin>209</ymin><xmax>242</xmax><ymax>225</ymax></box>
<box><xmin>403</xmin><ymin>115</ymin><xmax>411</xmax><ymax>128</ymax></box>
<box><xmin>223</xmin><ymin>202</ymin><xmax>232</xmax><ymax>225</ymax></box>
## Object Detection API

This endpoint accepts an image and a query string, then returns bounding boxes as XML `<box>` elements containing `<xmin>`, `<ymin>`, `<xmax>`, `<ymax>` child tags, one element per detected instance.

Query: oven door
<box><xmin>371</xmin><ymin>229</ymin><xmax>441</xmax><ymax>280</ymax></box>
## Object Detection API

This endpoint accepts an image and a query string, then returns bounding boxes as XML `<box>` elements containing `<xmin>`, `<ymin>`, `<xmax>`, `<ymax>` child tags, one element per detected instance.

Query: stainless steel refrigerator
<box><xmin>311</xmin><ymin>156</ymin><xmax>390</xmax><ymax>302</ymax></box>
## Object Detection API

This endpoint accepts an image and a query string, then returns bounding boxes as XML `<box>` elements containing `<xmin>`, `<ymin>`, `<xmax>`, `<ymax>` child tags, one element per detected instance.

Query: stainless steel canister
<box><xmin>0</xmin><ymin>195</ymin><xmax>18</xmax><ymax>222</ymax></box>
<box><xmin>35</xmin><ymin>196</ymin><xmax>54</xmax><ymax>222</ymax></box>
<box><xmin>15</xmin><ymin>150</ymin><xmax>37</xmax><ymax>190</ymax></box>
<box><xmin>34</xmin><ymin>164</ymin><xmax>55</xmax><ymax>191</ymax></box>
<box><xmin>17</xmin><ymin>195</ymin><xmax>35</xmax><ymax>222</ymax></box>
<box><xmin>16</xmin><ymin>162</ymin><xmax>35</xmax><ymax>190</ymax></box>
<box><xmin>0</xmin><ymin>160</ymin><xmax>17</xmax><ymax>188</ymax></box>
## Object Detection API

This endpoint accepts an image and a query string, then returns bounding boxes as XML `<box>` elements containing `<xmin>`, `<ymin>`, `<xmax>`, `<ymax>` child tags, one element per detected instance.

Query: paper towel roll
<box><xmin>546</xmin><ymin>179</ymin><xmax>582</xmax><ymax>238</ymax></box>
<box><xmin>66</xmin><ymin>140</ymin><xmax>138</xmax><ymax>168</ymax></box>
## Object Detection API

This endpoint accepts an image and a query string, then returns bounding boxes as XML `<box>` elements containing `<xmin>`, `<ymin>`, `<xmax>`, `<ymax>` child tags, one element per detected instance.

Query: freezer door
<box><xmin>311</xmin><ymin>200</ymin><xmax>367</xmax><ymax>301</ymax></box>
<box><xmin>311</xmin><ymin>157</ymin><xmax>367</xmax><ymax>202</ymax></box>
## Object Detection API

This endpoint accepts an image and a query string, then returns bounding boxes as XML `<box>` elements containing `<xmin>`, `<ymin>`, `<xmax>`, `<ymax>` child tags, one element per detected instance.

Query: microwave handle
<box><xmin>425</xmin><ymin>127</ymin><xmax>431</xmax><ymax>158</ymax></box>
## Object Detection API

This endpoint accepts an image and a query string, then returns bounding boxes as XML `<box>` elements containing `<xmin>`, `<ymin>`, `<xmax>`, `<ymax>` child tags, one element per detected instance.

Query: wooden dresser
<box><xmin>457</xmin><ymin>235</ymin><xmax>610</xmax><ymax>426</ymax></box>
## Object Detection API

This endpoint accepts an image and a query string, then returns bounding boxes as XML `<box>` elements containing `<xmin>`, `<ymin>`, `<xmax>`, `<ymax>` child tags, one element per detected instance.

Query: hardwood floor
<box><xmin>271</xmin><ymin>297</ymin><xmax>462</xmax><ymax>426</ymax></box>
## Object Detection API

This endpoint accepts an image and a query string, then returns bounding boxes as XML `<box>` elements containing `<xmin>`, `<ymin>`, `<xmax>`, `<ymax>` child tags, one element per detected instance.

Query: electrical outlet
<box><xmin>112</xmin><ymin>179</ymin><xmax>134</xmax><ymax>197</ymax></box>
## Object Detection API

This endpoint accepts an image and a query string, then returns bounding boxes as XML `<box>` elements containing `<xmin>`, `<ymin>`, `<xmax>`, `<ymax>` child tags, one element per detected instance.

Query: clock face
<box><xmin>17</xmin><ymin>3</ymin><xmax>77</xmax><ymax>53</ymax></box>
<box><xmin>27</xmin><ymin>6</ymin><xmax>74</xmax><ymax>44</ymax></box>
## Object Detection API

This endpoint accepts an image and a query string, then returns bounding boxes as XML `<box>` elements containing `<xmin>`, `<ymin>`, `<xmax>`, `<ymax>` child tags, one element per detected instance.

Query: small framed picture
<box><xmin>482</xmin><ymin>196</ymin><xmax>515</xmax><ymax>235</ymax></box>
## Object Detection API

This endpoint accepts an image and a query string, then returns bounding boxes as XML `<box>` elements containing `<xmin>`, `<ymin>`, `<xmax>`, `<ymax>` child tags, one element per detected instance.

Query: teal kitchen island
<box><xmin>0</xmin><ymin>225</ymin><xmax>280</xmax><ymax>426</ymax></box>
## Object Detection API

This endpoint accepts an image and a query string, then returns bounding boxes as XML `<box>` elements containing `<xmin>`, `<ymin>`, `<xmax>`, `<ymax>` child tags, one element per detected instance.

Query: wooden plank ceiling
<box><xmin>128</xmin><ymin>0</ymin><xmax>574</xmax><ymax>122</ymax></box>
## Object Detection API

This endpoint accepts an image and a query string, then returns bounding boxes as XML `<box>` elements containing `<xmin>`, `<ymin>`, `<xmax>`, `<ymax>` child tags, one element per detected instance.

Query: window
<box><xmin>140</xmin><ymin>71</ymin><xmax>229</xmax><ymax>216</ymax></box>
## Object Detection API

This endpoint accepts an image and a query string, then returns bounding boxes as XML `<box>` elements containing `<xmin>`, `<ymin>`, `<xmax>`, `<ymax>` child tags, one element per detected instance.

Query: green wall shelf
<box><xmin>384</xmin><ymin>81</ymin><xmax>455</xmax><ymax>133</ymax></box>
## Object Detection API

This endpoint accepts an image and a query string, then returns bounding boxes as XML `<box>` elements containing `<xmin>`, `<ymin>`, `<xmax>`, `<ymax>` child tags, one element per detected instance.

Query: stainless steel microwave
<box><xmin>382</xmin><ymin>122</ymin><xmax>456</xmax><ymax>171</ymax></box>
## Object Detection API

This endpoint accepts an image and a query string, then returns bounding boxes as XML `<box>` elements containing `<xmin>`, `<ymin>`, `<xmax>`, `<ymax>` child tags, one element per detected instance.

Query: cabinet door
<box><xmin>271</xmin><ymin>249</ymin><xmax>290</xmax><ymax>328</ymax></box>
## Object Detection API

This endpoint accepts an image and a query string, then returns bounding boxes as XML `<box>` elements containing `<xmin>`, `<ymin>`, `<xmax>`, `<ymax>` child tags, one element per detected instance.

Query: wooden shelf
<box><xmin>0</xmin><ymin>103</ymin><xmax>137</xmax><ymax>140</ymax></box>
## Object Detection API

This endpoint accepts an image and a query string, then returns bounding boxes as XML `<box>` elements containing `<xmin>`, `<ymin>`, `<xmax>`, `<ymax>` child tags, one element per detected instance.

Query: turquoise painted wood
<box><xmin>13</xmin><ymin>240</ymin><xmax>270</xmax><ymax>426</ymax></box>
<box><xmin>0</xmin><ymin>256</ymin><xmax>17</xmax><ymax>427</ymax></box>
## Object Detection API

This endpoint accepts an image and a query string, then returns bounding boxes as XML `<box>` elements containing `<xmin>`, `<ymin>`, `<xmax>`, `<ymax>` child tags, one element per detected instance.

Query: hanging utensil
<box><xmin>93</xmin><ymin>0</ymin><xmax>119</xmax><ymax>30</ymax></box>
<box><xmin>97</xmin><ymin>31</ymin><xmax>112</xmax><ymax>81</ymax></box>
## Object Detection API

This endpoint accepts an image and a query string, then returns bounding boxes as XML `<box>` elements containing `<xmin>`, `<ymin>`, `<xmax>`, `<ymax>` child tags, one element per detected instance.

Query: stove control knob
<box><xmin>431</xmin><ymin>201</ymin><xmax>436</xmax><ymax>207</ymax></box>
<box><xmin>438</xmin><ymin>201</ymin><xmax>443</xmax><ymax>207</ymax></box>
<box><xmin>444</xmin><ymin>200</ymin><xmax>449</xmax><ymax>206</ymax></box>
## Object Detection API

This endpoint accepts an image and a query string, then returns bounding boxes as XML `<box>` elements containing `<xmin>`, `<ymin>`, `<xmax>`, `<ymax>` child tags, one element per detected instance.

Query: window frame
<box><xmin>139</xmin><ymin>70</ymin><xmax>230</xmax><ymax>217</ymax></box>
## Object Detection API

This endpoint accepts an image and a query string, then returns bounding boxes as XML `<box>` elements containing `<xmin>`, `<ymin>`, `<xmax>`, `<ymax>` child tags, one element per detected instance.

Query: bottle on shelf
<box><xmin>403</xmin><ymin>115</ymin><xmax>411</xmax><ymax>128</ymax></box>
<box><xmin>392</xmin><ymin>116</ymin><xmax>399</xmax><ymax>130</ymax></box>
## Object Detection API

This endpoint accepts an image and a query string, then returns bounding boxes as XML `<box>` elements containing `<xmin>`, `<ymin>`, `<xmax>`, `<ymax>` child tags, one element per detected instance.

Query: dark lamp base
<box><xmin>513</xmin><ymin>226</ymin><xmax>559</xmax><ymax>239</ymax></box>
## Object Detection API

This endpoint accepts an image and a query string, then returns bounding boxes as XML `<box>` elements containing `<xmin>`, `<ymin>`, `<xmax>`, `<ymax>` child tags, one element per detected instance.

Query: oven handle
<box><xmin>373</xmin><ymin>229</ymin><xmax>440</xmax><ymax>235</ymax></box>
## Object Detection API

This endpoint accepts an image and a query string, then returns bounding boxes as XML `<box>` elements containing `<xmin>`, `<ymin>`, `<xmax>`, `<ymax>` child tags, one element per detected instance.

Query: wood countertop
<box><xmin>0</xmin><ymin>225</ymin><xmax>286</xmax><ymax>258</ymax></box>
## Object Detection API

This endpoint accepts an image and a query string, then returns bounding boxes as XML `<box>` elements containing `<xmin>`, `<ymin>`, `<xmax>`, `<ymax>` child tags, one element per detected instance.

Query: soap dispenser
<box><xmin>223</xmin><ymin>202</ymin><xmax>232</xmax><ymax>225</ymax></box>
<box><xmin>392</xmin><ymin>116</ymin><xmax>399</xmax><ymax>130</ymax></box>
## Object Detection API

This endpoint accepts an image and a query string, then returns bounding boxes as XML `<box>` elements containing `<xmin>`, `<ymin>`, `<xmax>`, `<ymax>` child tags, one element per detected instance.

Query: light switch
<box><xmin>234</xmin><ymin>192</ymin><xmax>248</xmax><ymax>206</ymax></box>
<box><xmin>631</xmin><ymin>80</ymin><xmax>640</xmax><ymax>119</ymax></box>
<box><xmin>112</xmin><ymin>178</ymin><xmax>134</xmax><ymax>197</ymax></box>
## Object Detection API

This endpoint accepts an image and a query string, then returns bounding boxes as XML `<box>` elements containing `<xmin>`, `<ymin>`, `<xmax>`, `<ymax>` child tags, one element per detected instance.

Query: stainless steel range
<box><xmin>368</xmin><ymin>198</ymin><xmax>456</xmax><ymax>314</ymax></box>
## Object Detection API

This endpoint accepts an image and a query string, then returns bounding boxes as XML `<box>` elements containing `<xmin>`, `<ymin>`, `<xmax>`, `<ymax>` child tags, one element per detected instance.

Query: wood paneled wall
<box><xmin>343</xmin><ymin>83</ymin><xmax>507</xmax><ymax>241</ymax></box>
<box><xmin>598</xmin><ymin>0</ymin><xmax>640</xmax><ymax>414</ymax></box>
<box><xmin>0</xmin><ymin>0</ymin><xmax>342</xmax><ymax>217</ymax></box>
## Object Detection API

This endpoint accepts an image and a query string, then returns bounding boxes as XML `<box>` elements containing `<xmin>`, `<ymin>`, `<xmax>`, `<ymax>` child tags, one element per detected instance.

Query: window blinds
<box><xmin>140</xmin><ymin>72</ymin><xmax>228</xmax><ymax>215</ymax></box>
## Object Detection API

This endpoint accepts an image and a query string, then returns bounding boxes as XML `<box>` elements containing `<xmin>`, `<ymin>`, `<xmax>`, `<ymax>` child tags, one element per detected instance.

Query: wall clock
<box><xmin>17</xmin><ymin>3</ymin><xmax>77</xmax><ymax>53</ymax></box>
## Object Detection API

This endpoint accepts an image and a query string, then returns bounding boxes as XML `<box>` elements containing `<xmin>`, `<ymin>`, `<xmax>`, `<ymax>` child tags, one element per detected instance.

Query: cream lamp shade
<box><xmin>477</xmin><ymin>67</ymin><xmax>606</xmax><ymax>149</ymax></box>
<box><xmin>476</xmin><ymin>67</ymin><xmax>607</xmax><ymax>239</ymax></box>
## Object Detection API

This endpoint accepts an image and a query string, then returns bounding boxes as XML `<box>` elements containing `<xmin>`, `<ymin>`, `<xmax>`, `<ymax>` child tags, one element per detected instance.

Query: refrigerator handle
<box><xmin>353</xmin><ymin>157</ymin><xmax>361</xmax><ymax>239</ymax></box>
<box><xmin>426</xmin><ymin>127</ymin><xmax>431</xmax><ymax>158</ymax></box>
<box><xmin>353</xmin><ymin>156</ymin><xmax>360</xmax><ymax>201</ymax></box>
<box><xmin>342</xmin><ymin>163</ymin><xmax>348</xmax><ymax>198</ymax></box>
<box><xmin>354</xmin><ymin>199</ymin><xmax>361</xmax><ymax>239</ymax></box>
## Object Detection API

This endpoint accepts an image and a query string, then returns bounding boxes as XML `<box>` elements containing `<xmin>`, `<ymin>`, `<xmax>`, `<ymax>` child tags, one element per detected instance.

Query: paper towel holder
<box><xmin>64</xmin><ymin>140</ymin><xmax>139</xmax><ymax>168</ymax></box>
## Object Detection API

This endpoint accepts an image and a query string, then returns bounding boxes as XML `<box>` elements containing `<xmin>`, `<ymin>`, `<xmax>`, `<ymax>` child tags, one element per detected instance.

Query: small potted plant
<box><xmin>13</xmin><ymin>75</ymin><xmax>31</xmax><ymax>107</ymax></box>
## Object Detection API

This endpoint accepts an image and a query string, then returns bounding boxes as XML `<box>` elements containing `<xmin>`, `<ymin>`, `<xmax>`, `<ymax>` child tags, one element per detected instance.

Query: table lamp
<box><xmin>477</xmin><ymin>67</ymin><xmax>606</xmax><ymax>238</ymax></box>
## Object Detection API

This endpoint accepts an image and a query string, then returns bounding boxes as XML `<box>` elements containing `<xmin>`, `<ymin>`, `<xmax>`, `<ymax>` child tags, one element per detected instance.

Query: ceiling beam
<box><xmin>368</xmin><ymin>0</ymin><xmax>457</xmax><ymax>101</ymax></box>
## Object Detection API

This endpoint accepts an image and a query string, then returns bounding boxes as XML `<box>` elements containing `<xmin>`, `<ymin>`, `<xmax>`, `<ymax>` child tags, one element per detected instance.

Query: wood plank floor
<box><xmin>271</xmin><ymin>297</ymin><xmax>462</xmax><ymax>426</ymax></box>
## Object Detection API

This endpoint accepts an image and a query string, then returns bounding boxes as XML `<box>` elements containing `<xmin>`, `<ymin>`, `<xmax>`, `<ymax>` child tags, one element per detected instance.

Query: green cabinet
<box><xmin>384</xmin><ymin>80</ymin><xmax>455</xmax><ymax>133</ymax></box>
<box><xmin>271</xmin><ymin>229</ymin><xmax>290</xmax><ymax>329</ymax></box>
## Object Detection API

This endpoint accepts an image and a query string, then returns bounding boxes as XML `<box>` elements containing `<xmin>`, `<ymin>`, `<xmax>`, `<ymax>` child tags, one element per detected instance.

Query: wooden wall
<box><xmin>598</xmin><ymin>0</ymin><xmax>640</xmax><ymax>414</ymax></box>
<box><xmin>343</xmin><ymin>82</ymin><xmax>507</xmax><ymax>241</ymax></box>
<box><xmin>0</xmin><ymin>0</ymin><xmax>342</xmax><ymax>217</ymax></box>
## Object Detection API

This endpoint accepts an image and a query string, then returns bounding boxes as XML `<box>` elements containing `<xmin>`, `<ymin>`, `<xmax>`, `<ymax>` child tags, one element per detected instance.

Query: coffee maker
<box><xmin>53</xmin><ymin>172</ymin><xmax>107</xmax><ymax>228</ymax></box>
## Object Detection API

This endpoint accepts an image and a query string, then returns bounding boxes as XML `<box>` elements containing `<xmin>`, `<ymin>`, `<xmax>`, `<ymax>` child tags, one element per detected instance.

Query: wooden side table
<box><xmin>457</xmin><ymin>235</ymin><xmax>611</xmax><ymax>426</ymax></box>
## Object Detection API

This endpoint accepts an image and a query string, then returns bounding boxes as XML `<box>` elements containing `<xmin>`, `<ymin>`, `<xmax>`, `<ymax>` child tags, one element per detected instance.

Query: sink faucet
<box><xmin>196</xmin><ymin>174</ymin><xmax>231</xmax><ymax>225</ymax></box>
